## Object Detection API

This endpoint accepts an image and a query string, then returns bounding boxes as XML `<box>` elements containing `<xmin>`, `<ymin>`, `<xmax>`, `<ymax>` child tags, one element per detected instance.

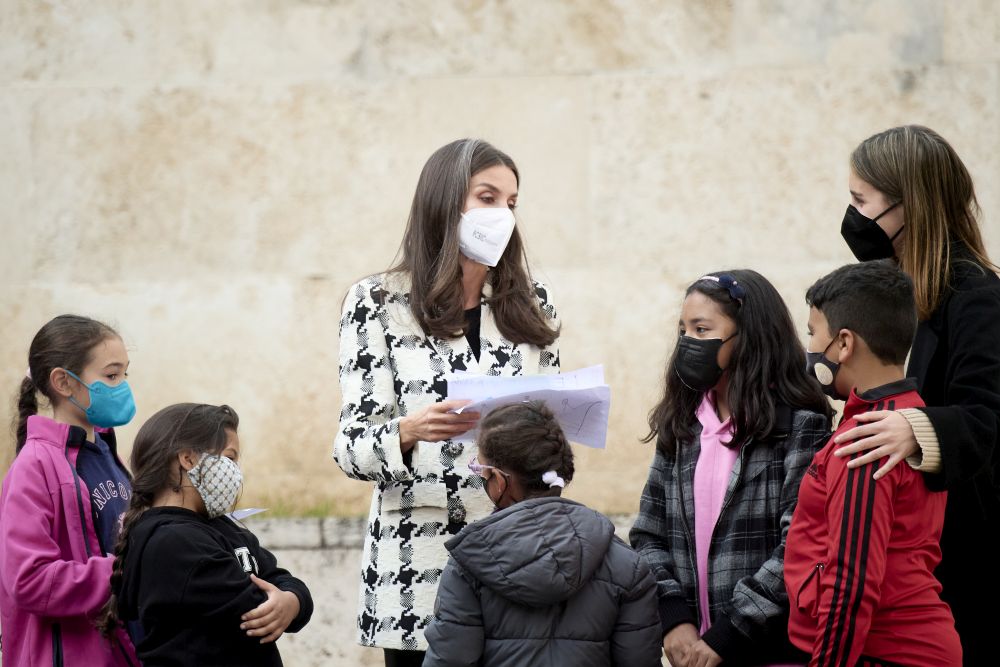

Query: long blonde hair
<box><xmin>851</xmin><ymin>125</ymin><xmax>996</xmax><ymax>320</ymax></box>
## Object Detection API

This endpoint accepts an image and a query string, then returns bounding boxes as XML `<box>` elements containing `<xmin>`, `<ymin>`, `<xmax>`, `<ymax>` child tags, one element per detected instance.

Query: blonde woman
<box><xmin>834</xmin><ymin>125</ymin><xmax>999</xmax><ymax>665</ymax></box>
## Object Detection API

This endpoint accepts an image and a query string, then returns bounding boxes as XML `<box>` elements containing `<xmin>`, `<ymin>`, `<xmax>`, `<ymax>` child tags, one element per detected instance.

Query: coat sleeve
<box><xmin>702</xmin><ymin>412</ymin><xmax>830</xmax><ymax>660</ymax></box>
<box><xmin>142</xmin><ymin>526</ymin><xmax>268</xmax><ymax>625</ymax></box>
<box><xmin>0</xmin><ymin>450</ymin><xmax>115</xmax><ymax>617</ymax></box>
<box><xmin>422</xmin><ymin>559</ymin><xmax>484</xmax><ymax>667</ymax></box>
<box><xmin>809</xmin><ymin>454</ymin><xmax>898</xmax><ymax>667</ymax></box>
<box><xmin>610</xmin><ymin>551</ymin><xmax>665</xmax><ymax>667</ymax></box>
<box><xmin>238</xmin><ymin>521</ymin><xmax>314</xmax><ymax>633</ymax></box>
<box><xmin>333</xmin><ymin>279</ymin><xmax>414</xmax><ymax>483</ymax></box>
<box><xmin>628</xmin><ymin>448</ymin><xmax>696</xmax><ymax>635</ymax></box>
<box><xmin>920</xmin><ymin>285</ymin><xmax>1000</xmax><ymax>490</ymax></box>
<box><xmin>534</xmin><ymin>281</ymin><xmax>561</xmax><ymax>375</ymax></box>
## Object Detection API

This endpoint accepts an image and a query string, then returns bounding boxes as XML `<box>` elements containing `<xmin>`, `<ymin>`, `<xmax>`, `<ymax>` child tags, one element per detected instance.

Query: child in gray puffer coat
<box><xmin>422</xmin><ymin>401</ymin><xmax>663</xmax><ymax>667</ymax></box>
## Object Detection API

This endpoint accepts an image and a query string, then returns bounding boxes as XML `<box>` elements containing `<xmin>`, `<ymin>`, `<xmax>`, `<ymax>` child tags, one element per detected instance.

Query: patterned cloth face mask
<box><xmin>187</xmin><ymin>453</ymin><xmax>243</xmax><ymax>518</ymax></box>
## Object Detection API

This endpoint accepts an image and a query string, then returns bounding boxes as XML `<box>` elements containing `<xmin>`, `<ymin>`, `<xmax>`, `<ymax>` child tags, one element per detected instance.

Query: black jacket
<box><xmin>907</xmin><ymin>248</ymin><xmax>1000</xmax><ymax>665</ymax></box>
<box><xmin>116</xmin><ymin>507</ymin><xmax>313</xmax><ymax>667</ymax></box>
<box><xmin>423</xmin><ymin>497</ymin><xmax>662</xmax><ymax>667</ymax></box>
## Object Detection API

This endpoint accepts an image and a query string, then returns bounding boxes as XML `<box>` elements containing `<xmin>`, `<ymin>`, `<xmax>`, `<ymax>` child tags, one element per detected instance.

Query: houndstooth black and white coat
<box><xmin>334</xmin><ymin>272</ymin><xmax>560</xmax><ymax>651</ymax></box>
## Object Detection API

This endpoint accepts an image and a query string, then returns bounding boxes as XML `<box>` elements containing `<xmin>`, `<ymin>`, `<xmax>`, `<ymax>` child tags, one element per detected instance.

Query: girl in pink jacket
<box><xmin>0</xmin><ymin>315</ymin><xmax>139</xmax><ymax>666</ymax></box>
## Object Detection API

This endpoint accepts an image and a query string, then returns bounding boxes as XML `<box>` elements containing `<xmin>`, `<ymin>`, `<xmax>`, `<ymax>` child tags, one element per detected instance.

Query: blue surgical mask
<box><xmin>64</xmin><ymin>369</ymin><xmax>137</xmax><ymax>428</ymax></box>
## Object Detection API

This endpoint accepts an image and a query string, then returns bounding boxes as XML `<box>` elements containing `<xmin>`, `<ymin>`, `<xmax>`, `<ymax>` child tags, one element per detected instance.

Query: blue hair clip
<box><xmin>698</xmin><ymin>274</ymin><xmax>745</xmax><ymax>305</ymax></box>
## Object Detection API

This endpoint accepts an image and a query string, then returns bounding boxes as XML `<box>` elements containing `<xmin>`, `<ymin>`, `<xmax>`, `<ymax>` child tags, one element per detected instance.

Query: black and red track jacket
<box><xmin>785</xmin><ymin>379</ymin><xmax>961</xmax><ymax>667</ymax></box>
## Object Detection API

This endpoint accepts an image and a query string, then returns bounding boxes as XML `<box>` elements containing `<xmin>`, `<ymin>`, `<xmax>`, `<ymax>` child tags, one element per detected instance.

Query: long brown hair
<box><xmin>851</xmin><ymin>125</ymin><xmax>996</xmax><ymax>320</ymax></box>
<box><xmin>99</xmin><ymin>403</ymin><xmax>239</xmax><ymax>636</ymax></box>
<box><xmin>14</xmin><ymin>315</ymin><xmax>119</xmax><ymax>453</ymax></box>
<box><xmin>388</xmin><ymin>139</ymin><xmax>558</xmax><ymax>346</ymax></box>
<box><xmin>645</xmin><ymin>270</ymin><xmax>832</xmax><ymax>456</ymax></box>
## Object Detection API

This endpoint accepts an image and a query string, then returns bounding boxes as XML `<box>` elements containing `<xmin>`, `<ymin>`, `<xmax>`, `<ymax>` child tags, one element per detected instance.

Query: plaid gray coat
<box><xmin>630</xmin><ymin>407</ymin><xmax>829</xmax><ymax>664</ymax></box>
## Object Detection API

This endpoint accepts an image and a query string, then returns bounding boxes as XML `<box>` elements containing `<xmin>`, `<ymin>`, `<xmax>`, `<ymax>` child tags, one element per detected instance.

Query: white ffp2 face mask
<box><xmin>458</xmin><ymin>207</ymin><xmax>516</xmax><ymax>267</ymax></box>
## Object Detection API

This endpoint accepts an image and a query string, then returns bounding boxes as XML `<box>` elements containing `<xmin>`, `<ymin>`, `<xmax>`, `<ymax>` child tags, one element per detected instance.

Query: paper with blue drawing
<box><xmin>446</xmin><ymin>365</ymin><xmax>611</xmax><ymax>448</ymax></box>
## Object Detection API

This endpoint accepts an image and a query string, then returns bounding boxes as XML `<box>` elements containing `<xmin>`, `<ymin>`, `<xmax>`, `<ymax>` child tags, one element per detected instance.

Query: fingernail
<box><xmin>240</xmin><ymin>624</ymin><xmax>246</xmax><ymax>630</ymax></box>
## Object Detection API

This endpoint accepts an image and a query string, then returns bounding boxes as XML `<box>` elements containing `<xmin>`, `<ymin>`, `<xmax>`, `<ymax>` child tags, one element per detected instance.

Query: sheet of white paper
<box><xmin>447</xmin><ymin>365</ymin><xmax>606</xmax><ymax>404</ymax></box>
<box><xmin>446</xmin><ymin>366</ymin><xmax>610</xmax><ymax>448</ymax></box>
<box><xmin>227</xmin><ymin>507</ymin><xmax>268</xmax><ymax>521</ymax></box>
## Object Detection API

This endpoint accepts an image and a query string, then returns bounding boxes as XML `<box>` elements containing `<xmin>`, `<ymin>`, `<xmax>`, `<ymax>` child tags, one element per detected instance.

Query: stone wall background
<box><xmin>2</xmin><ymin>0</ymin><xmax>999</xmax><ymax>519</ymax></box>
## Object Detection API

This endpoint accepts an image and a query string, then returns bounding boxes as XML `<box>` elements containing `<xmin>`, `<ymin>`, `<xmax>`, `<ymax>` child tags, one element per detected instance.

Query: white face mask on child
<box><xmin>187</xmin><ymin>453</ymin><xmax>242</xmax><ymax>519</ymax></box>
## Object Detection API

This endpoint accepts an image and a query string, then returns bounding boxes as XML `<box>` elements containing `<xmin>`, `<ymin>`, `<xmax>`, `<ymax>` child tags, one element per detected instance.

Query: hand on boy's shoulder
<box><xmin>831</xmin><ymin>410</ymin><xmax>919</xmax><ymax>480</ymax></box>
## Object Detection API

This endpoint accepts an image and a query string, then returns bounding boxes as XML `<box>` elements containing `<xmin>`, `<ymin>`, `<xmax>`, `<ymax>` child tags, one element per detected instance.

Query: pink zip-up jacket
<box><xmin>0</xmin><ymin>415</ymin><xmax>139</xmax><ymax>667</ymax></box>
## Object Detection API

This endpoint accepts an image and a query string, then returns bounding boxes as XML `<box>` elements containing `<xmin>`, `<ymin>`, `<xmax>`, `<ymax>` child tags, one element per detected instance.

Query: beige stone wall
<box><xmin>2</xmin><ymin>1</ymin><xmax>998</xmax><ymax>517</ymax></box>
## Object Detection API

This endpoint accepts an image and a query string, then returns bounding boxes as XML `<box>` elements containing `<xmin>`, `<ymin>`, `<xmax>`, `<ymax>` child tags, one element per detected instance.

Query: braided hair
<box><xmin>477</xmin><ymin>400</ymin><xmax>574</xmax><ymax>496</ymax></box>
<box><xmin>98</xmin><ymin>403</ymin><xmax>239</xmax><ymax>636</ymax></box>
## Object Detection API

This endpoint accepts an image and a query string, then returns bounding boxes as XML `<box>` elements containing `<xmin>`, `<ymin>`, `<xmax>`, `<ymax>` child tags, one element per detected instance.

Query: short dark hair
<box><xmin>806</xmin><ymin>260</ymin><xmax>917</xmax><ymax>365</ymax></box>
<box><xmin>478</xmin><ymin>401</ymin><xmax>574</xmax><ymax>496</ymax></box>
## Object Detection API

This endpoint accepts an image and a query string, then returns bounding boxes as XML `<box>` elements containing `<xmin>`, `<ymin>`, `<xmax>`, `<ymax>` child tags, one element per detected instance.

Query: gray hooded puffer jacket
<box><xmin>422</xmin><ymin>497</ymin><xmax>662</xmax><ymax>667</ymax></box>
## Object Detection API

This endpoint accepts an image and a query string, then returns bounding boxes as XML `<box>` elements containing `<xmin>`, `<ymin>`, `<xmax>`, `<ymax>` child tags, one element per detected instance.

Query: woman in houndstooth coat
<box><xmin>334</xmin><ymin>139</ymin><xmax>560</xmax><ymax>667</ymax></box>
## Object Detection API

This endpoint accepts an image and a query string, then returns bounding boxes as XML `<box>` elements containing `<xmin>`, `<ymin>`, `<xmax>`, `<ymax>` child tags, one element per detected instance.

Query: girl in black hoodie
<box><xmin>99</xmin><ymin>403</ymin><xmax>312</xmax><ymax>666</ymax></box>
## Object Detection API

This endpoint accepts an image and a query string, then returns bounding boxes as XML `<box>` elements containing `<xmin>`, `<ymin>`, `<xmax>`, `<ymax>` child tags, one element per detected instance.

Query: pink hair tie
<box><xmin>542</xmin><ymin>471</ymin><xmax>565</xmax><ymax>488</ymax></box>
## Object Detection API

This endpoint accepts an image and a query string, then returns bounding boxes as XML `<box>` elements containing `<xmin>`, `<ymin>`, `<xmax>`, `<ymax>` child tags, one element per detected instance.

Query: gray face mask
<box><xmin>187</xmin><ymin>453</ymin><xmax>242</xmax><ymax>518</ymax></box>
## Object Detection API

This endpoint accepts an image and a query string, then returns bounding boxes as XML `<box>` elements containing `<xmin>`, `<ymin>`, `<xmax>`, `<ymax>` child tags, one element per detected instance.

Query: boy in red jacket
<box><xmin>785</xmin><ymin>260</ymin><xmax>961</xmax><ymax>667</ymax></box>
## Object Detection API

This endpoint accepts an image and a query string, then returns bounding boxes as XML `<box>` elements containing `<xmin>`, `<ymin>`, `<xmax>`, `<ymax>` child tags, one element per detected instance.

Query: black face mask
<box><xmin>841</xmin><ymin>202</ymin><xmax>902</xmax><ymax>261</ymax></box>
<box><xmin>674</xmin><ymin>333</ymin><xmax>738</xmax><ymax>393</ymax></box>
<box><xmin>806</xmin><ymin>337</ymin><xmax>846</xmax><ymax>401</ymax></box>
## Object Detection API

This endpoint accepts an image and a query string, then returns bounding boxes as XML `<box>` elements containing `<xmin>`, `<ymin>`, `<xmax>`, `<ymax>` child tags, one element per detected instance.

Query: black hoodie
<box><xmin>116</xmin><ymin>506</ymin><xmax>312</xmax><ymax>666</ymax></box>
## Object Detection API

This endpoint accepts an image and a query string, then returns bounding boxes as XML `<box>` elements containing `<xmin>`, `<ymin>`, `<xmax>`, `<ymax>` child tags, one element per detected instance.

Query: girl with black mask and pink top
<box><xmin>631</xmin><ymin>270</ymin><xmax>832</xmax><ymax>667</ymax></box>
